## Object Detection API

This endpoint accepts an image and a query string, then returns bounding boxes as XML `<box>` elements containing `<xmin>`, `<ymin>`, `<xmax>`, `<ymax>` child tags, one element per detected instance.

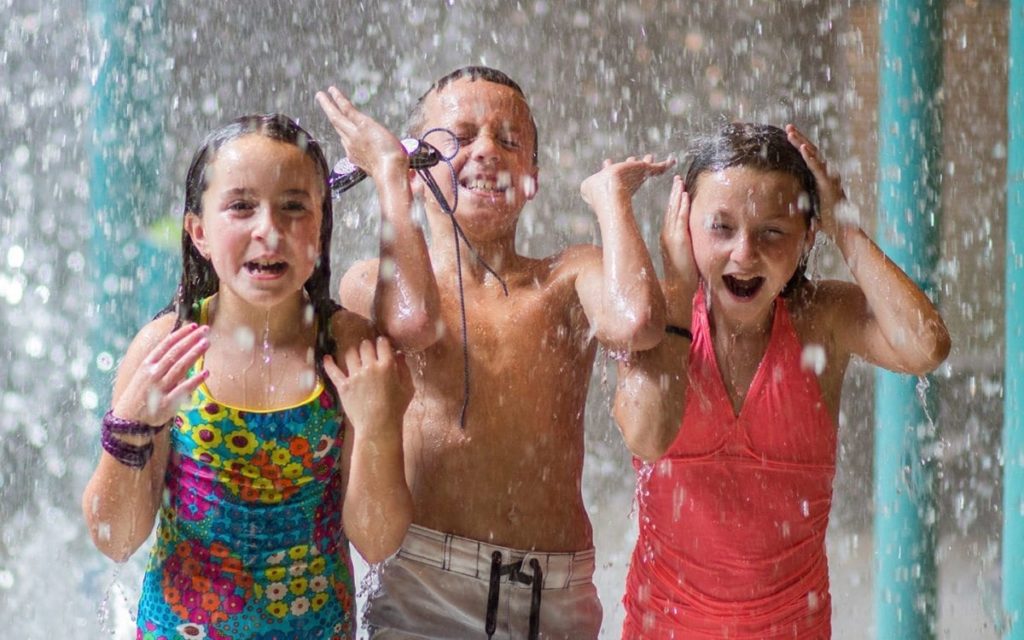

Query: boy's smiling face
<box><xmin>418</xmin><ymin>78</ymin><xmax>538</xmax><ymax>234</ymax></box>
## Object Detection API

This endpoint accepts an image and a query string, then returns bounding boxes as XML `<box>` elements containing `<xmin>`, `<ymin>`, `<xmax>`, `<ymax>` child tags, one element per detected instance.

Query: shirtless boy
<box><xmin>320</xmin><ymin>66</ymin><xmax>669</xmax><ymax>639</ymax></box>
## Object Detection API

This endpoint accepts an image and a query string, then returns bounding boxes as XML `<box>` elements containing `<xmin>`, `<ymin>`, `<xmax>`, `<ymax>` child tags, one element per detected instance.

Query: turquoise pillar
<box><xmin>873</xmin><ymin>0</ymin><xmax>943</xmax><ymax>638</ymax></box>
<box><xmin>88</xmin><ymin>0</ymin><xmax>172</xmax><ymax>406</ymax></box>
<box><xmin>1005</xmin><ymin>1</ymin><xmax>1024</xmax><ymax>637</ymax></box>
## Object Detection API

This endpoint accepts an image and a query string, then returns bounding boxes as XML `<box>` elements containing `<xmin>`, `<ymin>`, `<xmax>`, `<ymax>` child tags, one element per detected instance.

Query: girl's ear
<box><xmin>801</xmin><ymin>217</ymin><xmax>819</xmax><ymax>263</ymax></box>
<box><xmin>184</xmin><ymin>212</ymin><xmax>209</xmax><ymax>259</ymax></box>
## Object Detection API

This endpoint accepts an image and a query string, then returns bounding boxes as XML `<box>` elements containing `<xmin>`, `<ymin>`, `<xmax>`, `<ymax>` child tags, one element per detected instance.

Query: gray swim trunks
<box><xmin>364</xmin><ymin>524</ymin><xmax>603</xmax><ymax>639</ymax></box>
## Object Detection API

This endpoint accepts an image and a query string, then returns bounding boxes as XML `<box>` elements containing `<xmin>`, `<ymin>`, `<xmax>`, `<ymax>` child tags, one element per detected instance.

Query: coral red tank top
<box><xmin>623</xmin><ymin>289</ymin><xmax>837</xmax><ymax>639</ymax></box>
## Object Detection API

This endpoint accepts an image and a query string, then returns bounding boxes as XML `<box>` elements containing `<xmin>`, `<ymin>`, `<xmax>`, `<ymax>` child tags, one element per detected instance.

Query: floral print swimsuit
<box><xmin>137</xmin><ymin>311</ymin><xmax>353</xmax><ymax>640</ymax></box>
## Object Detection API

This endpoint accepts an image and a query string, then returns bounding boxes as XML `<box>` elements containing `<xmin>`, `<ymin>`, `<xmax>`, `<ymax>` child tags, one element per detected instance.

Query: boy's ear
<box><xmin>524</xmin><ymin>167</ymin><xmax>539</xmax><ymax>201</ymax></box>
<box><xmin>184</xmin><ymin>212</ymin><xmax>209</xmax><ymax>258</ymax></box>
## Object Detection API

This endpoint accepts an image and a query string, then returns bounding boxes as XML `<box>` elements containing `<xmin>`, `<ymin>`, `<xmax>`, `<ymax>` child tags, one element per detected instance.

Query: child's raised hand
<box><xmin>112</xmin><ymin>323</ymin><xmax>210</xmax><ymax>427</ymax></box>
<box><xmin>660</xmin><ymin>176</ymin><xmax>699</xmax><ymax>298</ymax></box>
<box><xmin>580</xmin><ymin>154</ymin><xmax>675</xmax><ymax>207</ymax></box>
<box><xmin>324</xmin><ymin>337</ymin><xmax>413</xmax><ymax>437</ymax></box>
<box><xmin>315</xmin><ymin>86</ymin><xmax>409</xmax><ymax>179</ymax></box>
<box><xmin>787</xmin><ymin>124</ymin><xmax>853</xmax><ymax>239</ymax></box>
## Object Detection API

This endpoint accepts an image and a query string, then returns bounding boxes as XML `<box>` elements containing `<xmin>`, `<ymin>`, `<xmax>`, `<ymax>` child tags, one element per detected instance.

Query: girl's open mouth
<box><xmin>723</xmin><ymin>274</ymin><xmax>765</xmax><ymax>299</ymax></box>
<box><xmin>245</xmin><ymin>260</ymin><xmax>287</xmax><ymax>275</ymax></box>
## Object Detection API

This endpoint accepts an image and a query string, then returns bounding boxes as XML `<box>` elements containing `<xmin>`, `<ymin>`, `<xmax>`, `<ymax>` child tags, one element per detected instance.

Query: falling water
<box><xmin>0</xmin><ymin>1</ymin><xmax>1008</xmax><ymax>637</ymax></box>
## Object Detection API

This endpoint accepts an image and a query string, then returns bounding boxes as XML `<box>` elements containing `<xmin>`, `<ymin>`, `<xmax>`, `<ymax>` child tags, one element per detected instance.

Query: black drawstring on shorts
<box><xmin>485</xmin><ymin>551</ymin><xmax>543</xmax><ymax>640</ymax></box>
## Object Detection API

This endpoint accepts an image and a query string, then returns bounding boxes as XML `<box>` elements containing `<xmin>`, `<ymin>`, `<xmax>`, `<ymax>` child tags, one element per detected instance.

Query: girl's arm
<box><xmin>613</xmin><ymin>177</ymin><xmax>696</xmax><ymax>461</ymax></box>
<box><xmin>81</xmin><ymin>317</ymin><xmax>209</xmax><ymax>561</ymax></box>
<box><xmin>326</xmin><ymin>332</ymin><xmax>413</xmax><ymax>563</ymax></box>
<box><xmin>789</xmin><ymin>126</ymin><xmax>951</xmax><ymax>374</ymax></box>
<box><xmin>574</xmin><ymin>155</ymin><xmax>671</xmax><ymax>351</ymax></box>
<box><xmin>317</xmin><ymin>88</ymin><xmax>441</xmax><ymax>352</ymax></box>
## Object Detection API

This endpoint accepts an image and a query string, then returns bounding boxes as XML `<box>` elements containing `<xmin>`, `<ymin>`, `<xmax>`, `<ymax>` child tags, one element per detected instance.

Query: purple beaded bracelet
<box><xmin>102</xmin><ymin>409</ymin><xmax>166</xmax><ymax>435</ymax></box>
<box><xmin>100</xmin><ymin>410</ymin><xmax>166</xmax><ymax>469</ymax></box>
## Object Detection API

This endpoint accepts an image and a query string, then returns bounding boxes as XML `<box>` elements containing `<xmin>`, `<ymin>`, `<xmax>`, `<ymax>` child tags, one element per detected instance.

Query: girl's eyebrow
<box><xmin>218</xmin><ymin>187</ymin><xmax>312</xmax><ymax>198</ymax></box>
<box><xmin>220</xmin><ymin>187</ymin><xmax>254</xmax><ymax>198</ymax></box>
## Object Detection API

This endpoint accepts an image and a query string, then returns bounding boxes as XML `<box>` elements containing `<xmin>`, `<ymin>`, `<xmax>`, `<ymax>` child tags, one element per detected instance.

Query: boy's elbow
<box><xmin>382</xmin><ymin>307</ymin><xmax>442</xmax><ymax>352</ymax></box>
<box><xmin>601</xmin><ymin>308</ymin><xmax>665</xmax><ymax>352</ymax></box>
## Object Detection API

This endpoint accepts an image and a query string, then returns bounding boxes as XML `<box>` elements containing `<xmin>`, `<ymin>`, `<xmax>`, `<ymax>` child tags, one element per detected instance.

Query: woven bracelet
<box><xmin>101</xmin><ymin>427</ymin><xmax>154</xmax><ymax>468</ymax></box>
<box><xmin>102</xmin><ymin>409</ymin><xmax>166</xmax><ymax>436</ymax></box>
<box><xmin>666</xmin><ymin>325</ymin><xmax>693</xmax><ymax>341</ymax></box>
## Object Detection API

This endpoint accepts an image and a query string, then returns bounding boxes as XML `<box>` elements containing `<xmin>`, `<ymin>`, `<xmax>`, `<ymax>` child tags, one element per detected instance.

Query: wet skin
<box><xmin>341</xmin><ymin>77</ymin><xmax>666</xmax><ymax>551</ymax></box>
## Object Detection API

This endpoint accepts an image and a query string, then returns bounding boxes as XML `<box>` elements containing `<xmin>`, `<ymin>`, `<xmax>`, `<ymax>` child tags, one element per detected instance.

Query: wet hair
<box><xmin>683</xmin><ymin>122</ymin><xmax>819</xmax><ymax>297</ymax></box>
<box><xmin>169</xmin><ymin>113</ymin><xmax>341</xmax><ymax>402</ymax></box>
<box><xmin>406</xmin><ymin>65</ymin><xmax>539</xmax><ymax>167</ymax></box>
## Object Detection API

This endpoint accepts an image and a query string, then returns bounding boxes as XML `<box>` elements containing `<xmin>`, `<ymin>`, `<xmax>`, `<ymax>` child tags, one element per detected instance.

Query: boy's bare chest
<box><xmin>429</xmin><ymin>282</ymin><xmax>591</xmax><ymax>375</ymax></box>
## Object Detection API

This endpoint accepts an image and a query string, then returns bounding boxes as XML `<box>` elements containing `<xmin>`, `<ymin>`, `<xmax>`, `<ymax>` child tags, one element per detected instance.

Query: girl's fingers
<box><xmin>344</xmin><ymin>343</ymin><xmax>364</xmax><ymax>375</ymax></box>
<box><xmin>323</xmin><ymin>354</ymin><xmax>348</xmax><ymax>382</ymax></box>
<box><xmin>145</xmin><ymin>323</ymin><xmax>198</xmax><ymax>365</ymax></box>
<box><xmin>663</xmin><ymin>177</ymin><xmax>683</xmax><ymax>229</ymax></box>
<box><xmin>158</xmin><ymin>334</ymin><xmax>210</xmax><ymax>390</ymax></box>
<box><xmin>679</xmin><ymin>190</ymin><xmax>691</xmax><ymax>233</ymax></box>
<box><xmin>166</xmin><ymin>369</ymin><xmax>210</xmax><ymax>409</ymax></box>
<box><xmin>144</xmin><ymin>324</ymin><xmax>205</xmax><ymax>382</ymax></box>
<box><xmin>359</xmin><ymin>337</ymin><xmax>379</xmax><ymax>365</ymax></box>
<box><xmin>375</xmin><ymin>336</ymin><xmax>394</xmax><ymax>362</ymax></box>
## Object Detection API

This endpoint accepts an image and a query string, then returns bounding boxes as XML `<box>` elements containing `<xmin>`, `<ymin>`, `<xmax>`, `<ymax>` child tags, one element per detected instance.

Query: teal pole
<box><xmin>873</xmin><ymin>0</ymin><xmax>943</xmax><ymax>638</ymax></box>
<box><xmin>88</xmin><ymin>0</ymin><xmax>171</xmax><ymax>407</ymax></box>
<box><xmin>1004</xmin><ymin>1</ymin><xmax>1024</xmax><ymax>636</ymax></box>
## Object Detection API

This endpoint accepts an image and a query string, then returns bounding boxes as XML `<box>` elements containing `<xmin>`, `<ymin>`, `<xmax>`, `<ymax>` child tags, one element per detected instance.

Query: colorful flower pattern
<box><xmin>137</xmin><ymin>354</ymin><xmax>353</xmax><ymax>640</ymax></box>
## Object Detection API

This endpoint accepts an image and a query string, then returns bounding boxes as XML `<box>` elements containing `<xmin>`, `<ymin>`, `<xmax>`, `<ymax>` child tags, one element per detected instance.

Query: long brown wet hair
<box><xmin>166</xmin><ymin>113</ymin><xmax>341</xmax><ymax>403</ymax></box>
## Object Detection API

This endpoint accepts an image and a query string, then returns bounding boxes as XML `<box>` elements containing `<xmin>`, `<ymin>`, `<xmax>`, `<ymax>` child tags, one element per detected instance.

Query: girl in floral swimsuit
<box><xmin>82</xmin><ymin>113</ymin><xmax>417</xmax><ymax>639</ymax></box>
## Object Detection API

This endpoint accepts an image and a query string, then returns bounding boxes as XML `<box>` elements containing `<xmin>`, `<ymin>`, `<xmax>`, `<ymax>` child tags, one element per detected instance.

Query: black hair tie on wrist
<box><xmin>666</xmin><ymin>325</ymin><xmax>693</xmax><ymax>341</ymax></box>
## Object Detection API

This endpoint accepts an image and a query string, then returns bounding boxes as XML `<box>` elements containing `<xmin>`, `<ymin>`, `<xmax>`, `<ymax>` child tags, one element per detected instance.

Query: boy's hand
<box><xmin>112</xmin><ymin>323</ymin><xmax>209</xmax><ymax>427</ymax></box>
<box><xmin>787</xmin><ymin>124</ymin><xmax>854</xmax><ymax>240</ymax></box>
<box><xmin>315</xmin><ymin>86</ymin><xmax>409</xmax><ymax>179</ymax></box>
<box><xmin>660</xmin><ymin>176</ymin><xmax>698</xmax><ymax>302</ymax></box>
<box><xmin>325</xmin><ymin>337</ymin><xmax>413</xmax><ymax>438</ymax></box>
<box><xmin>580</xmin><ymin>154</ymin><xmax>675</xmax><ymax>207</ymax></box>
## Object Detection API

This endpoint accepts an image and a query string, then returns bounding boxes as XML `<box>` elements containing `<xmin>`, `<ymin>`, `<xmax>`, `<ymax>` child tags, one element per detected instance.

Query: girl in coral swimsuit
<box><xmin>614</xmin><ymin>123</ymin><xmax>950</xmax><ymax>639</ymax></box>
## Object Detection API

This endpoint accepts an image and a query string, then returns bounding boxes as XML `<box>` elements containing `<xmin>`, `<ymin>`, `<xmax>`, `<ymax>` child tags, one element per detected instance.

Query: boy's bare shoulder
<box><xmin>546</xmin><ymin>243</ymin><xmax>602</xmax><ymax>281</ymax></box>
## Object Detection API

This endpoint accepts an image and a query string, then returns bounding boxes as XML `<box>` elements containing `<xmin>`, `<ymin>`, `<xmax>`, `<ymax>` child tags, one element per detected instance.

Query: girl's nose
<box><xmin>730</xmin><ymin>233</ymin><xmax>758</xmax><ymax>266</ymax></box>
<box><xmin>253</xmin><ymin>207</ymin><xmax>282</xmax><ymax>249</ymax></box>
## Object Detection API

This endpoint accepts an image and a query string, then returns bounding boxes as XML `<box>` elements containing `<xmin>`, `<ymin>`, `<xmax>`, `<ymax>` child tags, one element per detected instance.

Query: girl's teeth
<box><xmin>247</xmin><ymin>261</ymin><xmax>286</xmax><ymax>273</ymax></box>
